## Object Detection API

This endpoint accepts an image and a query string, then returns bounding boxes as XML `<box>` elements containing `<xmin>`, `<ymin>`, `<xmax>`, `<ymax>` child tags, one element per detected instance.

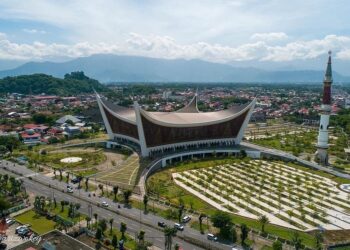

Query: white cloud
<box><xmin>23</xmin><ymin>29</ymin><xmax>47</xmax><ymax>34</ymax></box>
<box><xmin>0</xmin><ymin>32</ymin><xmax>7</xmax><ymax>40</ymax></box>
<box><xmin>0</xmin><ymin>33</ymin><xmax>350</xmax><ymax>63</ymax></box>
<box><xmin>251</xmin><ymin>32</ymin><xmax>288</xmax><ymax>41</ymax></box>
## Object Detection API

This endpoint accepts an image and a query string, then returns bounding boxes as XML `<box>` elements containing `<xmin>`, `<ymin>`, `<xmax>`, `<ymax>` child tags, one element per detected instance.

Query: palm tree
<box><xmin>120</xmin><ymin>222</ymin><xmax>127</xmax><ymax>239</ymax></box>
<box><xmin>138</xmin><ymin>230</ymin><xmax>145</xmax><ymax>246</ymax></box>
<box><xmin>95</xmin><ymin>227</ymin><xmax>103</xmax><ymax>249</ymax></box>
<box><xmin>109</xmin><ymin>218</ymin><xmax>114</xmax><ymax>234</ymax></box>
<box><xmin>164</xmin><ymin>226</ymin><xmax>177</xmax><ymax>250</ymax></box>
<box><xmin>60</xmin><ymin>200</ymin><xmax>65</xmax><ymax>212</ymax></box>
<box><xmin>259</xmin><ymin>215</ymin><xmax>269</xmax><ymax>233</ymax></box>
<box><xmin>315</xmin><ymin>231</ymin><xmax>324</xmax><ymax>250</ymax></box>
<box><xmin>98</xmin><ymin>184</ymin><xmax>104</xmax><ymax>196</ymax></box>
<box><xmin>86</xmin><ymin>216</ymin><xmax>91</xmax><ymax>229</ymax></box>
<box><xmin>143</xmin><ymin>195</ymin><xmax>148</xmax><ymax>212</ymax></box>
<box><xmin>112</xmin><ymin>234</ymin><xmax>118</xmax><ymax>250</ymax></box>
<box><xmin>123</xmin><ymin>190</ymin><xmax>132</xmax><ymax>204</ymax></box>
<box><xmin>178</xmin><ymin>204</ymin><xmax>184</xmax><ymax>223</ymax></box>
<box><xmin>59</xmin><ymin>169</ymin><xmax>63</xmax><ymax>181</ymax></box>
<box><xmin>85</xmin><ymin>177</ymin><xmax>89</xmax><ymax>191</ymax></box>
<box><xmin>77</xmin><ymin>175</ymin><xmax>83</xmax><ymax>189</ymax></box>
<box><xmin>292</xmin><ymin>232</ymin><xmax>302</xmax><ymax>250</ymax></box>
<box><xmin>66</xmin><ymin>172</ymin><xmax>70</xmax><ymax>184</ymax></box>
<box><xmin>93</xmin><ymin>213</ymin><xmax>98</xmax><ymax>224</ymax></box>
<box><xmin>113</xmin><ymin>186</ymin><xmax>119</xmax><ymax>201</ymax></box>
<box><xmin>99</xmin><ymin>219</ymin><xmax>107</xmax><ymax>235</ymax></box>
<box><xmin>199</xmin><ymin>213</ymin><xmax>206</xmax><ymax>234</ymax></box>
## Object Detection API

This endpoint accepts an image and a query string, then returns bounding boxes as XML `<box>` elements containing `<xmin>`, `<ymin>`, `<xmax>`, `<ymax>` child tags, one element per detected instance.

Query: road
<box><xmin>0</xmin><ymin>160</ymin><xmax>231</xmax><ymax>250</ymax></box>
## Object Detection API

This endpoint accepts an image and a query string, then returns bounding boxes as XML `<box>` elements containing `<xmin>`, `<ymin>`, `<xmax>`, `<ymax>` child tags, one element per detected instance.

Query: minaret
<box><xmin>316</xmin><ymin>51</ymin><xmax>332</xmax><ymax>165</ymax></box>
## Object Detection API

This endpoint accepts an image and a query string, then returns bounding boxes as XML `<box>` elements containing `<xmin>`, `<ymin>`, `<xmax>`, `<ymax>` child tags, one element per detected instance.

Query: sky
<box><xmin>0</xmin><ymin>0</ymin><xmax>350</xmax><ymax>72</ymax></box>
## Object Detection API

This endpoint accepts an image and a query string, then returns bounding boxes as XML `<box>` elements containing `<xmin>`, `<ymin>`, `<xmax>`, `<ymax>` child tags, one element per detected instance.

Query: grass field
<box><xmin>97</xmin><ymin>153</ymin><xmax>140</xmax><ymax>189</ymax></box>
<box><xmin>15</xmin><ymin>210</ymin><xmax>56</xmax><ymax>235</ymax></box>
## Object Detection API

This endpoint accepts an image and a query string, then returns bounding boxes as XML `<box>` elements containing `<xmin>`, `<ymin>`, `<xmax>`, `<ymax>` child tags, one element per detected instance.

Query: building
<box><xmin>316</xmin><ymin>51</ymin><xmax>333</xmax><ymax>165</ymax></box>
<box><xmin>56</xmin><ymin>115</ymin><xmax>81</xmax><ymax>125</ymax></box>
<box><xmin>96</xmin><ymin>92</ymin><xmax>256</xmax><ymax>157</ymax></box>
<box><xmin>20</xmin><ymin>130</ymin><xmax>42</xmax><ymax>145</ymax></box>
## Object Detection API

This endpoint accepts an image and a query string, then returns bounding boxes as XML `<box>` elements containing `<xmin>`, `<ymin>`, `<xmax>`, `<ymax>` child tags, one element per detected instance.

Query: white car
<box><xmin>6</xmin><ymin>218</ymin><xmax>15</xmax><ymax>226</ymax></box>
<box><xmin>101</xmin><ymin>201</ymin><xmax>109</xmax><ymax>207</ymax></box>
<box><xmin>67</xmin><ymin>187</ymin><xmax>73</xmax><ymax>193</ymax></box>
<box><xmin>207</xmin><ymin>233</ymin><xmax>218</xmax><ymax>241</ymax></box>
<box><xmin>182</xmin><ymin>215</ymin><xmax>191</xmax><ymax>223</ymax></box>
<box><xmin>174</xmin><ymin>223</ymin><xmax>184</xmax><ymax>231</ymax></box>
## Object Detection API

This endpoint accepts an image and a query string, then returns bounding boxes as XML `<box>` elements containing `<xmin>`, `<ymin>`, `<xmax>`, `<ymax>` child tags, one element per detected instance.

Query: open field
<box><xmin>174</xmin><ymin>160</ymin><xmax>350</xmax><ymax>231</ymax></box>
<box><xmin>96</xmin><ymin>152</ymin><xmax>140</xmax><ymax>189</ymax></box>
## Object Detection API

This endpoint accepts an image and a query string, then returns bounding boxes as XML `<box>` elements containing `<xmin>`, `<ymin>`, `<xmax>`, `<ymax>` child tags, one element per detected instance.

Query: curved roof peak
<box><xmin>176</xmin><ymin>94</ymin><xmax>199</xmax><ymax>113</ymax></box>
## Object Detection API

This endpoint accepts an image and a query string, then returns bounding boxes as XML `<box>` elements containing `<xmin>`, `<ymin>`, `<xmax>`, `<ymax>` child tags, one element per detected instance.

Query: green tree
<box><xmin>143</xmin><ymin>195</ymin><xmax>149</xmax><ymax>212</ymax></box>
<box><xmin>113</xmin><ymin>186</ymin><xmax>119</xmax><ymax>201</ymax></box>
<box><xmin>259</xmin><ymin>215</ymin><xmax>269</xmax><ymax>233</ymax></box>
<box><xmin>292</xmin><ymin>232</ymin><xmax>302</xmax><ymax>250</ymax></box>
<box><xmin>240</xmin><ymin>224</ymin><xmax>249</xmax><ymax>245</ymax></box>
<box><xmin>272</xmin><ymin>240</ymin><xmax>283</xmax><ymax>250</ymax></box>
<box><xmin>210</xmin><ymin>211</ymin><xmax>233</xmax><ymax>239</ymax></box>
<box><xmin>112</xmin><ymin>234</ymin><xmax>118</xmax><ymax>250</ymax></box>
<box><xmin>120</xmin><ymin>222</ymin><xmax>127</xmax><ymax>239</ymax></box>
<box><xmin>164</xmin><ymin>226</ymin><xmax>177</xmax><ymax>250</ymax></box>
<box><xmin>109</xmin><ymin>218</ymin><xmax>114</xmax><ymax>235</ymax></box>
<box><xmin>315</xmin><ymin>231</ymin><xmax>324</xmax><ymax>250</ymax></box>
<box><xmin>123</xmin><ymin>190</ymin><xmax>132</xmax><ymax>205</ymax></box>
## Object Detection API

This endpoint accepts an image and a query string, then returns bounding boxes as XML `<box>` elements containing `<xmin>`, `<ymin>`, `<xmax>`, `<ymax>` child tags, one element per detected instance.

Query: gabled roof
<box><xmin>56</xmin><ymin>115</ymin><xmax>81</xmax><ymax>124</ymax></box>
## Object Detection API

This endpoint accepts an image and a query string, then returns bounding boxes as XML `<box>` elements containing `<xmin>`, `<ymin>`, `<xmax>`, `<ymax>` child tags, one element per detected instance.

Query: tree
<box><xmin>112</xmin><ymin>234</ymin><xmax>118</xmax><ymax>250</ymax></box>
<box><xmin>259</xmin><ymin>215</ymin><xmax>269</xmax><ymax>233</ymax></box>
<box><xmin>98</xmin><ymin>219</ymin><xmax>107</xmax><ymax>235</ymax></box>
<box><xmin>210</xmin><ymin>211</ymin><xmax>233</xmax><ymax>239</ymax></box>
<box><xmin>85</xmin><ymin>177</ymin><xmax>89</xmax><ymax>191</ymax></box>
<box><xmin>66</xmin><ymin>172</ymin><xmax>70</xmax><ymax>184</ymax></box>
<box><xmin>178</xmin><ymin>204</ymin><xmax>184</xmax><ymax>223</ymax></box>
<box><xmin>58</xmin><ymin>169</ymin><xmax>63</xmax><ymax>181</ymax></box>
<box><xmin>164</xmin><ymin>226</ymin><xmax>177</xmax><ymax>250</ymax></box>
<box><xmin>60</xmin><ymin>200</ymin><xmax>65</xmax><ymax>212</ymax></box>
<box><xmin>93</xmin><ymin>213</ymin><xmax>98</xmax><ymax>223</ymax></box>
<box><xmin>143</xmin><ymin>195</ymin><xmax>149</xmax><ymax>212</ymax></box>
<box><xmin>199</xmin><ymin>213</ymin><xmax>206</xmax><ymax>234</ymax></box>
<box><xmin>272</xmin><ymin>240</ymin><xmax>283</xmax><ymax>250</ymax></box>
<box><xmin>98</xmin><ymin>184</ymin><xmax>104</xmax><ymax>196</ymax></box>
<box><xmin>240</xmin><ymin>224</ymin><xmax>249</xmax><ymax>245</ymax></box>
<box><xmin>109</xmin><ymin>218</ymin><xmax>114</xmax><ymax>235</ymax></box>
<box><xmin>138</xmin><ymin>230</ymin><xmax>145</xmax><ymax>245</ymax></box>
<box><xmin>120</xmin><ymin>222</ymin><xmax>127</xmax><ymax>239</ymax></box>
<box><xmin>123</xmin><ymin>190</ymin><xmax>132</xmax><ymax>205</ymax></box>
<box><xmin>113</xmin><ymin>186</ymin><xmax>119</xmax><ymax>201</ymax></box>
<box><xmin>95</xmin><ymin>227</ymin><xmax>103</xmax><ymax>245</ymax></box>
<box><xmin>315</xmin><ymin>231</ymin><xmax>324</xmax><ymax>250</ymax></box>
<box><xmin>292</xmin><ymin>232</ymin><xmax>302</xmax><ymax>250</ymax></box>
<box><xmin>86</xmin><ymin>216</ymin><xmax>91</xmax><ymax>229</ymax></box>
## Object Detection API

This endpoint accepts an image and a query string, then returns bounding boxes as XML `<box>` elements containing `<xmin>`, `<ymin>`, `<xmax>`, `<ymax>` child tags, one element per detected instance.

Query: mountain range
<box><xmin>0</xmin><ymin>54</ymin><xmax>349</xmax><ymax>83</ymax></box>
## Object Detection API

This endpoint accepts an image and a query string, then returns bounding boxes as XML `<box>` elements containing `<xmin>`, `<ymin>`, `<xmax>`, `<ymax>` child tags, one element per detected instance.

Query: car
<box><xmin>0</xmin><ymin>243</ymin><xmax>7</xmax><ymax>250</ymax></box>
<box><xmin>182</xmin><ymin>215</ymin><xmax>191</xmax><ymax>223</ymax></box>
<box><xmin>6</xmin><ymin>218</ymin><xmax>15</xmax><ymax>226</ymax></box>
<box><xmin>18</xmin><ymin>228</ymin><xmax>30</xmax><ymax>236</ymax></box>
<box><xmin>158</xmin><ymin>222</ymin><xmax>166</xmax><ymax>227</ymax></box>
<box><xmin>101</xmin><ymin>201</ymin><xmax>109</xmax><ymax>207</ymax></box>
<box><xmin>71</xmin><ymin>177</ymin><xmax>82</xmax><ymax>184</ymax></box>
<box><xmin>67</xmin><ymin>187</ymin><xmax>73</xmax><ymax>193</ymax></box>
<box><xmin>174</xmin><ymin>223</ymin><xmax>184</xmax><ymax>231</ymax></box>
<box><xmin>15</xmin><ymin>225</ymin><xmax>28</xmax><ymax>234</ymax></box>
<box><xmin>207</xmin><ymin>233</ymin><xmax>218</xmax><ymax>241</ymax></box>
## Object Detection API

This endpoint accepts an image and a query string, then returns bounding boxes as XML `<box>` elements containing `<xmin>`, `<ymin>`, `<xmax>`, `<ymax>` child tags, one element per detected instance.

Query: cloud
<box><xmin>23</xmin><ymin>29</ymin><xmax>47</xmax><ymax>34</ymax></box>
<box><xmin>0</xmin><ymin>33</ymin><xmax>350</xmax><ymax>62</ymax></box>
<box><xmin>251</xmin><ymin>32</ymin><xmax>288</xmax><ymax>41</ymax></box>
<box><xmin>0</xmin><ymin>32</ymin><xmax>7</xmax><ymax>40</ymax></box>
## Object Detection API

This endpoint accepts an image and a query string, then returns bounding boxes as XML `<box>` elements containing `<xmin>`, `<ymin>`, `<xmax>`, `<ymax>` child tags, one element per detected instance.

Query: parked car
<box><xmin>71</xmin><ymin>177</ymin><xmax>82</xmax><ymax>184</ymax></box>
<box><xmin>6</xmin><ymin>218</ymin><xmax>15</xmax><ymax>226</ymax></box>
<box><xmin>67</xmin><ymin>187</ymin><xmax>73</xmax><ymax>193</ymax></box>
<box><xmin>207</xmin><ymin>233</ymin><xmax>218</xmax><ymax>241</ymax></box>
<box><xmin>101</xmin><ymin>201</ymin><xmax>109</xmax><ymax>207</ymax></box>
<box><xmin>0</xmin><ymin>243</ymin><xmax>7</xmax><ymax>250</ymax></box>
<box><xmin>15</xmin><ymin>225</ymin><xmax>29</xmax><ymax>234</ymax></box>
<box><xmin>174</xmin><ymin>223</ymin><xmax>184</xmax><ymax>231</ymax></box>
<box><xmin>182</xmin><ymin>215</ymin><xmax>191</xmax><ymax>223</ymax></box>
<box><xmin>158</xmin><ymin>222</ymin><xmax>166</xmax><ymax>227</ymax></box>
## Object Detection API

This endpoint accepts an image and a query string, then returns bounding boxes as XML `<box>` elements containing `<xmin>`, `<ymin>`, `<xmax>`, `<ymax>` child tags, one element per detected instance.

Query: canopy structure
<box><xmin>96</xmin><ymin>92</ymin><xmax>256</xmax><ymax>157</ymax></box>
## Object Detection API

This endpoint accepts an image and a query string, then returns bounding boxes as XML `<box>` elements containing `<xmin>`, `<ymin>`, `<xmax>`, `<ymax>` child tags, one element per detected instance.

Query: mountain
<box><xmin>0</xmin><ymin>71</ymin><xmax>110</xmax><ymax>96</ymax></box>
<box><xmin>0</xmin><ymin>54</ymin><xmax>349</xmax><ymax>83</ymax></box>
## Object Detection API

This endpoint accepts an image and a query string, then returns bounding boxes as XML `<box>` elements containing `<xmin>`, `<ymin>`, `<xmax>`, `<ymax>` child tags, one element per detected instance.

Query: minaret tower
<box><xmin>316</xmin><ymin>51</ymin><xmax>333</xmax><ymax>165</ymax></box>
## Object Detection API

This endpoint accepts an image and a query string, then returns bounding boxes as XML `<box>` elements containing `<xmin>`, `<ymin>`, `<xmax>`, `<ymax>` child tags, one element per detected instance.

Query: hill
<box><xmin>0</xmin><ymin>71</ymin><xmax>109</xmax><ymax>96</ymax></box>
<box><xmin>0</xmin><ymin>54</ymin><xmax>349</xmax><ymax>83</ymax></box>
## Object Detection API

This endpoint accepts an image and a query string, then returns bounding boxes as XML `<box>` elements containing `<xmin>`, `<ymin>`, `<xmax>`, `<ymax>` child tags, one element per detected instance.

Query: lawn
<box><xmin>15</xmin><ymin>210</ymin><xmax>56</xmax><ymax>235</ymax></box>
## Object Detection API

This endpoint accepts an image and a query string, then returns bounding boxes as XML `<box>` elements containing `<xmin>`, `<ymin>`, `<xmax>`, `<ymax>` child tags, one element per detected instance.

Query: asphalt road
<box><xmin>0</xmin><ymin>160</ymin><xmax>232</xmax><ymax>250</ymax></box>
